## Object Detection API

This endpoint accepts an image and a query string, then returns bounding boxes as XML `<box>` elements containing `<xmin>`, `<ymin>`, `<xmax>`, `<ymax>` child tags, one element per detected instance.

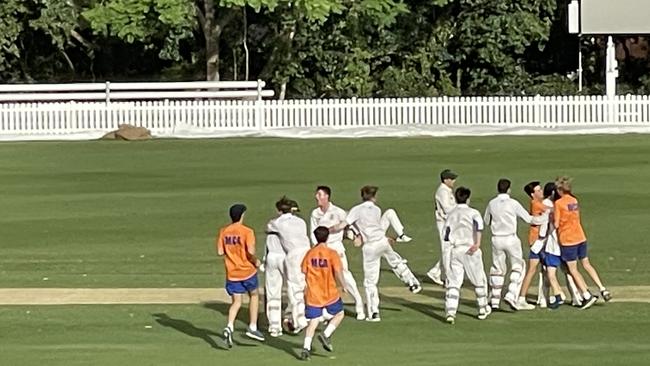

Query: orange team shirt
<box><xmin>301</xmin><ymin>244</ymin><xmax>342</xmax><ymax>307</ymax></box>
<box><xmin>554</xmin><ymin>195</ymin><xmax>587</xmax><ymax>246</ymax></box>
<box><xmin>528</xmin><ymin>199</ymin><xmax>547</xmax><ymax>245</ymax></box>
<box><xmin>216</xmin><ymin>222</ymin><xmax>257</xmax><ymax>281</ymax></box>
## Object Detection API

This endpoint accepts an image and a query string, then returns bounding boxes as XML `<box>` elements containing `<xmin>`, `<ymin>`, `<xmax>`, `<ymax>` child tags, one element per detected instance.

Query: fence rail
<box><xmin>1</xmin><ymin>95</ymin><xmax>650</xmax><ymax>139</ymax></box>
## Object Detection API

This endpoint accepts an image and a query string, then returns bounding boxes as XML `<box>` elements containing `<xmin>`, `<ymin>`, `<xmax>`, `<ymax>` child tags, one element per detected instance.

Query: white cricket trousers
<box><xmin>427</xmin><ymin>220</ymin><xmax>451</xmax><ymax>282</ymax></box>
<box><xmin>445</xmin><ymin>246</ymin><xmax>489</xmax><ymax>317</ymax></box>
<box><xmin>328</xmin><ymin>242</ymin><xmax>365</xmax><ymax>314</ymax></box>
<box><xmin>489</xmin><ymin>235</ymin><xmax>526</xmax><ymax>307</ymax></box>
<box><xmin>285</xmin><ymin>247</ymin><xmax>309</xmax><ymax>330</ymax></box>
<box><xmin>362</xmin><ymin>238</ymin><xmax>418</xmax><ymax>315</ymax></box>
<box><xmin>264</xmin><ymin>250</ymin><xmax>286</xmax><ymax>333</ymax></box>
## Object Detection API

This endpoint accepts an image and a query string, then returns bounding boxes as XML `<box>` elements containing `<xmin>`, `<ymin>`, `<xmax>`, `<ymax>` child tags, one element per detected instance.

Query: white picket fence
<box><xmin>1</xmin><ymin>95</ymin><xmax>650</xmax><ymax>140</ymax></box>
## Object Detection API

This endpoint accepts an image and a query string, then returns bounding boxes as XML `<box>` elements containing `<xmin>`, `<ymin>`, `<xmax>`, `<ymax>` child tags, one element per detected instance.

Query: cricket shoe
<box><xmin>356</xmin><ymin>311</ymin><xmax>366</xmax><ymax>321</ymax></box>
<box><xmin>548</xmin><ymin>295</ymin><xmax>565</xmax><ymax>310</ymax></box>
<box><xmin>223</xmin><ymin>327</ymin><xmax>233</xmax><ymax>349</ymax></box>
<box><xmin>300</xmin><ymin>348</ymin><xmax>311</xmax><ymax>361</ymax></box>
<box><xmin>601</xmin><ymin>289</ymin><xmax>612</xmax><ymax>302</ymax></box>
<box><xmin>283</xmin><ymin>318</ymin><xmax>295</xmax><ymax>333</ymax></box>
<box><xmin>318</xmin><ymin>332</ymin><xmax>334</xmax><ymax>352</ymax></box>
<box><xmin>516</xmin><ymin>298</ymin><xmax>536</xmax><ymax>310</ymax></box>
<box><xmin>446</xmin><ymin>315</ymin><xmax>455</xmax><ymax>325</ymax></box>
<box><xmin>396</xmin><ymin>234</ymin><xmax>412</xmax><ymax>243</ymax></box>
<box><xmin>245</xmin><ymin>328</ymin><xmax>266</xmax><ymax>342</ymax></box>
<box><xmin>366</xmin><ymin>313</ymin><xmax>381</xmax><ymax>322</ymax></box>
<box><xmin>269</xmin><ymin>328</ymin><xmax>283</xmax><ymax>338</ymax></box>
<box><xmin>579</xmin><ymin>295</ymin><xmax>599</xmax><ymax>310</ymax></box>
<box><xmin>409</xmin><ymin>284</ymin><xmax>423</xmax><ymax>294</ymax></box>
<box><xmin>478</xmin><ymin>306</ymin><xmax>492</xmax><ymax>320</ymax></box>
<box><xmin>426</xmin><ymin>271</ymin><xmax>444</xmax><ymax>286</ymax></box>
<box><xmin>504</xmin><ymin>296</ymin><xmax>519</xmax><ymax>311</ymax></box>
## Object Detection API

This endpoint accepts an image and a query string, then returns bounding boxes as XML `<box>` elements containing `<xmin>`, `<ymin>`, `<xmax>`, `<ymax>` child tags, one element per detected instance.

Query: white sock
<box><xmin>227</xmin><ymin>323</ymin><xmax>234</xmax><ymax>331</ymax></box>
<box><xmin>582</xmin><ymin>291</ymin><xmax>592</xmax><ymax>300</ymax></box>
<box><xmin>599</xmin><ymin>286</ymin><xmax>606</xmax><ymax>292</ymax></box>
<box><xmin>303</xmin><ymin>336</ymin><xmax>312</xmax><ymax>350</ymax></box>
<box><xmin>323</xmin><ymin>323</ymin><xmax>337</xmax><ymax>338</ymax></box>
<box><xmin>249</xmin><ymin>323</ymin><xmax>257</xmax><ymax>332</ymax></box>
<box><xmin>518</xmin><ymin>296</ymin><xmax>526</xmax><ymax>303</ymax></box>
<box><xmin>549</xmin><ymin>296</ymin><xmax>557</xmax><ymax>304</ymax></box>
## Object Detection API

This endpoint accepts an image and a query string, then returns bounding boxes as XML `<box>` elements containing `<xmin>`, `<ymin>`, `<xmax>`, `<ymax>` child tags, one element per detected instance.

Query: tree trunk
<box><xmin>203</xmin><ymin>0</ymin><xmax>219</xmax><ymax>81</ymax></box>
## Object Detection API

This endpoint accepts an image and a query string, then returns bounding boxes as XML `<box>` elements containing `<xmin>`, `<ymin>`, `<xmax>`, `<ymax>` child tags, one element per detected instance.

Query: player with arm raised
<box><xmin>299</xmin><ymin>226</ymin><xmax>347</xmax><ymax>361</ymax></box>
<box><xmin>484</xmin><ymin>179</ymin><xmax>545</xmax><ymax>311</ymax></box>
<box><xmin>427</xmin><ymin>169</ymin><xmax>458</xmax><ymax>286</ymax></box>
<box><xmin>216</xmin><ymin>204</ymin><xmax>265</xmax><ymax>347</ymax></box>
<box><xmin>310</xmin><ymin>186</ymin><xmax>366</xmax><ymax>321</ymax></box>
<box><xmin>443</xmin><ymin>187</ymin><xmax>491</xmax><ymax>324</ymax></box>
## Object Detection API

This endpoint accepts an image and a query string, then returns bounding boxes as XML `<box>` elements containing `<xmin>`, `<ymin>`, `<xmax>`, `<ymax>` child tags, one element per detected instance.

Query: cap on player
<box><xmin>440</xmin><ymin>169</ymin><xmax>458</xmax><ymax>181</ymax></box>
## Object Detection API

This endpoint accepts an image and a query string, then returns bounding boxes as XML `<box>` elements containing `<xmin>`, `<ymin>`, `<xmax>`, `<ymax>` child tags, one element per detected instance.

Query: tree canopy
<box><xmin>1</xmin><ymin>0</ymin><xmax>648</xmax><ymax>97</ymax></box>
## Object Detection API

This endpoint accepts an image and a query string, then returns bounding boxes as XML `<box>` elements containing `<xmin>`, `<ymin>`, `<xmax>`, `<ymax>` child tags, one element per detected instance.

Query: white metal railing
<box><xmin>0</xmin><ymin>80</ymin><xmax>274</xmax><ymax>102</ymax></box>
<box><xmin>1</xmin><ymin>95</ymin><xmax>650</xmax><ymax>139</ymax></box>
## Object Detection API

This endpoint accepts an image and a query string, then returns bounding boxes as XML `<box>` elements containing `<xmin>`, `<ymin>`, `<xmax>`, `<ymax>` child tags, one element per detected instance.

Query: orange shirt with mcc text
<box><xmin>217</xmin><ymin>222</ymin><xmax>257</xmax><ymax>281</ymax></box>
<box><xmin>301</xmin><ymin>244</ymin><xmax>342</xmax><ymax>307</ymax></box>
<box><xmin>554</xmin><ymin>195</ymin><xmax>587</xmax><ymax>247</ymax></box>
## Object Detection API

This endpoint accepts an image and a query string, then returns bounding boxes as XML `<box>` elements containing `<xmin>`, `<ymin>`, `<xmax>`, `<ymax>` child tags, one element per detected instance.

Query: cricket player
<box><xmin>263</xmin><ymin>214</ymin><xmax>289</xmax><ymax>337</ymax></box>
<box><xmin>515</xmin><ymin>181</ymin><xmax>547</xmax><ymax>310</ymax></box>
<box><xmin>554</xmin><ymin>176</ymin><xmax>611</xmax><ymax>309</ymax></box>
<box><xmin>443</xmin><ymin>187</ymin><xmax>490</xmax><ymax>324</ymax></box>
<box><xmin>346</xmin><ymin>185</ymin><xmax>421</xmax><ymax>322</ymax></box>
<box><xmin>300</xmin><ymin>226</ymin><xmax>347</xmax><ymax>361</ymax></box>
<box><xmin>484</xmin><ymin>179</ymin><xmax>545</xmax><ymax>311</ymax></box>
<box><xmin>310</xmin><ymin>186</ymin><xmax>366</xmax><ymax>320</ymax></box>
<box><xmin>534</xmin><ymin>182</ymin><xmax>584</xmax><ymax>308</ymax></box>
<box><xmin>427</xmin><ymin>169</ymin><xmax>458</xmax><ymax>286</ymax></box>
<box><xmin>216</xmin><ymin>204</ymin><xmax>265</xmax><ymax>347</ymax></box>
<box><xmin>267</xmin><ymin>196</ymin><xmax>311</xmax><ymax>333</ymax></box>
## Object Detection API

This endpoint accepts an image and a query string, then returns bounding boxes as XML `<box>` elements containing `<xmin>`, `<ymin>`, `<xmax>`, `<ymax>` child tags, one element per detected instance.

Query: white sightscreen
<box><xmin>581</xmin><ymin>0</ymin><xmax>650</xmax><ymax>34</ymax></box>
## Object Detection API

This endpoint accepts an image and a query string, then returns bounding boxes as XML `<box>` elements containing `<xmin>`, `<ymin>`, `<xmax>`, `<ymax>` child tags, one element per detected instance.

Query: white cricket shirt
<box><xmin>443</xmin><ymin>204</ymin><xmax>484</xmax><ymax>247</ymax></box>
<box><xmin>484</xmin><ymin>193</ymin><xmax>541</xmax><ymax>236</ymax></box>
<box><xmin>346</xmin><ymin>201</ymin><xmax>385</xmax><ymax>244</ymax></box>
<box><xmin>267</xmin><ymin>213</ymin><xmax>310</xmax><ymax>253</ymax></box>
<box><xmin>310</xmin><ymin>203</ymin><xmax>347</xmax><ymax>245</ymax></box>
<box><xmin>435</xmin><ymin>183</ymin><xmax>456</xmax><ymax>223</ymax></box>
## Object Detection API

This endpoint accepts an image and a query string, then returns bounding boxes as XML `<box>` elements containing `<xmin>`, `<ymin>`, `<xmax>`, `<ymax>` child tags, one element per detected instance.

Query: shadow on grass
<box><xmin>152</xmin><ymin>313</ymin><xmax>226</xmax><ymax>350</ymax></box>
<box><xmin>203</xmin><ymin>301</ymin><xmax>301</xmax><ymax>359</ymax></box>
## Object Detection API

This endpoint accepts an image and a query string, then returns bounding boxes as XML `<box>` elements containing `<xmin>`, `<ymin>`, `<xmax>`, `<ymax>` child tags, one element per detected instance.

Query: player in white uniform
<box><xmin>483</xmin><ymin>179</ymin><xmax>545</xmax><ymax>311</ymax></box>
<box><xmin>266</xmin><ymin>197</ymin><xmax>310</xmax><ymax>333</ymax></box>
<box><xmin>263</xmin><ymin>215</ymin><xmax>287</xmax><ymax>337</ymax></box>
<box><xmin>427</xmin><ymin>169</ymin><xmax>458</xmax><ymax>286</ymax></box>
<box><xmin>345</xmin><ymin>185</ymin><xmax>421</xmax><ymax>322</ymax></box>
<box><xmin>310</xmin><ymin>186</ymin><xmax>366</xmax><ymax>321</ymax></box>
<box><xmin>263</xmin><ymin>199</ymin><xmax>301</xmax><ymax>337</ymax></box>
<box><xmin>442</xmin><ymin>187</ymin><xmax>490</xmax><ymax>324</ymax></box>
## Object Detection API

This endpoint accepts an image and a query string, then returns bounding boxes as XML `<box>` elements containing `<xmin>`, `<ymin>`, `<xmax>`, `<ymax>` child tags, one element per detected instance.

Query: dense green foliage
<box><xmin>0</xmin><ymin>1</ymin><xmax>649</xmax><ymax>95</ymax></box>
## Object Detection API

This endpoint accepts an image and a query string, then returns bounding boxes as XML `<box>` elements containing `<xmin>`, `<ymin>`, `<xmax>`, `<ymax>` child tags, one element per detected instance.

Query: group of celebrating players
<box><xmin>215</xmin><ymin>169</ymin><xmax>611</xmax><ymax>360</ymax></box>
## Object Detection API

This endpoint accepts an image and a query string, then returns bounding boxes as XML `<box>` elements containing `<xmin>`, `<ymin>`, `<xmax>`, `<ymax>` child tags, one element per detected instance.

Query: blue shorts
<box><xmin>561</xmin><ymin>242</ymin><xmax>588</xmax><ymax>262</ymax></box>
<box><xmin>544</xmin><ymin>253</ymin><xmax>562</xmax><ymax>268</ymax></box>
<box><xmin>225</xmin><ymin>273</ymin><xmax>258</xmax><ymax>296</ymax></box>
<box><xmin>529</xmin><ymin>250</ymin><xmax>541</xmax><ymax>260</ymax></box>
<box><xmin>305</xmin><ymin>298</ymin><xmax>344</xmax><ymax>320</ymax></box>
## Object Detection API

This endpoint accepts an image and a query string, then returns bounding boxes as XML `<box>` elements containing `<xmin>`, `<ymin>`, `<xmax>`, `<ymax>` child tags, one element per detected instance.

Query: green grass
<box><xmin>1</xmin><ymin>135</ymin><xmax>650</xmax><ymax>366</ymax></box>
<box><xmin>2</xmin><ymin>301</ymin><xmax>650</xmax><ymax>366</ymax></box>
<box><xmin>0</xmin><ymin>136</ymin><xmax>648</xmax><ymax>287</ymax></box>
